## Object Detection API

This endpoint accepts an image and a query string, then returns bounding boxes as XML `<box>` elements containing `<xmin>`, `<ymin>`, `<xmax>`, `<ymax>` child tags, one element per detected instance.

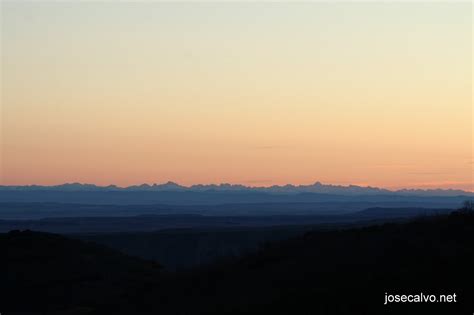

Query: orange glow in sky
<box><xmin>1</xmin><ymin>2</ymin><xmax>472</xmax><ymax>191</ymax></box>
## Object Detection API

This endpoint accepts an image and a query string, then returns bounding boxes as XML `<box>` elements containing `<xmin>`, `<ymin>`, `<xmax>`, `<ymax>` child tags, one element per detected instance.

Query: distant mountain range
<box><xmin>0</xmin><ymin>181</ymin><xmax>472</xmax><ymax>196</ymax></box>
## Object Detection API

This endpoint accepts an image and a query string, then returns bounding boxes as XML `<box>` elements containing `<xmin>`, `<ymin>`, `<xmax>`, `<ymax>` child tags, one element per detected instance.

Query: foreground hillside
<box><xmin>1</xmin><ymin>211</ymin><xmax>473</xmax><ymax>315</ymax></box>
<box><xmin>0</xmin><ymin>231</ymin><xmax>162</xmax><ymax>314</ymax></box>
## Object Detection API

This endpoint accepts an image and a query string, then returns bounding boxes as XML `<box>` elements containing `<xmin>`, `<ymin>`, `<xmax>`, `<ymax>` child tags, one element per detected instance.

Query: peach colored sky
<box><xmin>1</xmin><ymin>2</ymin><xmax>472</xmax><ymax>191</ymax></box>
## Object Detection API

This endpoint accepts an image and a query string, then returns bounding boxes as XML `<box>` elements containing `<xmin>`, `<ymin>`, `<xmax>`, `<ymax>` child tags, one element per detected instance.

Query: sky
<box><xmin>1</xmin><ymin>1</ymin><xmax>472</xmax><ymax>190</ymax></box>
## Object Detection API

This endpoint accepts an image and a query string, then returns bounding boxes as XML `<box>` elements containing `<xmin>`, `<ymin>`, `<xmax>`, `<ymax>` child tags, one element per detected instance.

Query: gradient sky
<box><xmin>1</xmin><ymin>1</ymin><xmax>472</xmax><ymax>190</ymax></box>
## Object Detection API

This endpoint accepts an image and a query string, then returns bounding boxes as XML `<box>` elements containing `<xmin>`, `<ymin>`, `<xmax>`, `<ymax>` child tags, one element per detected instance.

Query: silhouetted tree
<box><xmin>460</xmin><ymin>200</ymin><xmax>474</xmax><ymax>212</ymax></box>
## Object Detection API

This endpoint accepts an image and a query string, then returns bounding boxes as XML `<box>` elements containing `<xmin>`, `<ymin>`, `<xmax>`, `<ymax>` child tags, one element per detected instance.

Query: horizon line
<box><xmin>1</xmin><ymin>181</ymin><xmax>473</xmax><ymax>193</ymax></box>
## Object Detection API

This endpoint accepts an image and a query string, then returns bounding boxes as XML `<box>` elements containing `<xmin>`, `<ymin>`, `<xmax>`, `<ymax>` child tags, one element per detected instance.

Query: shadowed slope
<box><xmin>0</xmin><ymin>230</ymin><xmax>162</xmax><ymax>314</ymax></box>
<box><xmin>2</xmin><ymin>211</ymin><xmax>473</xmax><ymax>315</ymax></box>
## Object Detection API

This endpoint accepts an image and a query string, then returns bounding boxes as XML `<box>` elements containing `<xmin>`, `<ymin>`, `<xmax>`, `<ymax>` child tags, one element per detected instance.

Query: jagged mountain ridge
<box><xmin>0</xmin><ymin>181</ymin><xmax>472</xmax><ymax>196</ymax></box>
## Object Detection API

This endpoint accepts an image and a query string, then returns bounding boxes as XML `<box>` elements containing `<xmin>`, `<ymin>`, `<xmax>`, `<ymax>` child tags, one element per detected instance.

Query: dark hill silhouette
<box><xmin>1</xmin><ymin>211</ymin><xmax>473</xmax><ymax>314</ymax></box>
<box><xmin>146</xmin><ymin>210</ymin><xmax>474</xmax><ymax>315</ymax></box>
<box><xmin>0</xmin><ymin>230</ymin><xmax>162</xmax><ymax>314</ymax></box>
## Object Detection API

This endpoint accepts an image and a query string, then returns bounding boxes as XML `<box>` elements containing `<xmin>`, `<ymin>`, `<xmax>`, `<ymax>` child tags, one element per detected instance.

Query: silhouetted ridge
<box><xmin>1</xmin><ymin>230</ymin><xmax>162</xmax><ymax>314</ymax></box>
<box><xmin>0</xmin><ymin>182</ymin><xmax>472</xmax><ymax>196</ymax></box>
<box><xmin>2</xmin><ymin>212</ymin><xmax>473</xmax><ymax>314</ymax></box>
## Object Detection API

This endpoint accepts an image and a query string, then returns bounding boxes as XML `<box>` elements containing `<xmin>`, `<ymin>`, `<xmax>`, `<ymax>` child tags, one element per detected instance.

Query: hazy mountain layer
<box><xmin>1</xmin><ymin>181</ymin><xmax>472</xmax><ymax>196</ymax></box>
